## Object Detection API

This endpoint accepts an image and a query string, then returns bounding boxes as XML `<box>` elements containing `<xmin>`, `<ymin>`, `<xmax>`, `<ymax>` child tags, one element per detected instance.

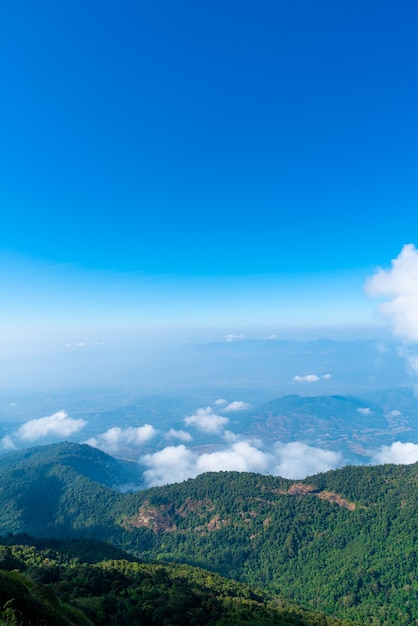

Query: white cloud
<box><xmin>372</xmin><ymin>441</ymin><xmax>418</xmax><ymax>465</ymax></box>
<box><xmin>86</xmin><ymin>424</ymin><xmax>157</xmax><ymax>454</ymax></box>
<box><xmin>214</xmin><ymin>398</ymin><xmax>227</xmax><ymax>406</ymax></box>
<box><xmin>356</xmin><ymin>407</ymin><xmax>373</xmax><ymax>416</ymax></box>
<box><xmin>141</xmin><ymin>442</ymin><xmax>269</xmax><ymax>488</ymax></box>
<box><xmin>265</xmin><ymin>334</ymin><xmax>278</xmax><ymax>340</ymax></box>
<box><xmin>366</xmin><ymin>244</ymin><xmax>418</xmax><ymax>342</ymax></box>
<box><xmin>322</xmin><ymin>373</ymin><xmax>332</xmax><ymax>379</ymax></box>
<box><xmin>165</xmin><ymin>428</ymin><xmax>193</xmax><ymax>442</ymax></box>
<box><xmin>142</xmin><ymin>445</ymin><xmax>196</xmax><ymax>487</ymax></box>
<box><xmin>388</xmin><ymin>410</ymin><xmax>402</xmax><ymax>417</ymax></box>
<box><xmin>140</xmin><ymin>438</ymin><xmax>344</xmax><ymax>487</ymax></box>
<box><xmin>15</xmin><ymin>411</ymin><xmax>87</xmax><ymax>442</ymax></box>
<box><xmin>293</xmin><ymin>374</ymin><xmax>320</xmax><ymax>382</ymax></box>
<box><xmin>223</xmin><ymin>400</ymin><xmax>250</xmax><ymax>413</ymax></box>
<box><xmin>196</xmin><ymin>441</ymin><xmax>271</xmax><ymax>474</ymax></box>
<box><xmin>224</xmin><ymin>334</ymin><xmax>244</xmax><ymax>342</ymax></box>
<box><xmin>272</xmin><ymin>442</ymin><xmax>342</xmax><ymax>479</ymax></box>
<box><xmin>184</xmin><ymin>407</ymin><xmax>229</xmax><ymax>434</ymax></box>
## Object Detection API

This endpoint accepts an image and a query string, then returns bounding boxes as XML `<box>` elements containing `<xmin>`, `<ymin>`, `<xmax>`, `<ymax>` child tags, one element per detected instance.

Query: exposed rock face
<box><xmin>123</xmin><ymin>502</ymin><xmax>177</xmax><ymax>533</ymax></box>
<box><xmin>316</xmin><ymin>490</ymin><xmax>356</xmax><ymax>511</ymax></box>
<box><xmin>176</xmin><ymin>498</ymin><xmax>213</xmax><ymax>516</ymax></box>
<box><xmin>286</xmin><ymin>482</ymin><xmax>356</xmax><ymax>510</ymax></box>
<box><xmin>287</xmin><ymin>483</ymin><xmax>318</xmax><ymax>496</ymax></box>
<box><xmin>207</xmin><ymin>514</ymin><xmax>228</xmax><ymax>531</ymax></box>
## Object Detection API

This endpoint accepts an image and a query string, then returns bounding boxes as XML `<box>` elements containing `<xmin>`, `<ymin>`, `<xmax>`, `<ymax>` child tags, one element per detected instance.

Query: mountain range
<box><xmin>238</xmin><ymin>392</ymin><xmax>418</xmax><ymax>461</ymax></box>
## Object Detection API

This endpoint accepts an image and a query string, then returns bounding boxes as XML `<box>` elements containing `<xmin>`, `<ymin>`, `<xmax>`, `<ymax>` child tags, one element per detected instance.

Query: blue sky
<box><xmin>1</xmin><ymin>1</ymin><xmax>418</xmax><ymax>343</ymax></box>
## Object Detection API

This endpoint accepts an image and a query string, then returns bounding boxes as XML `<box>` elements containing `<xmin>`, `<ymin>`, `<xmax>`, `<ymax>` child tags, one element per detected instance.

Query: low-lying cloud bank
<box><xmin>2</xmin><ymin>399</ymin><xmax>418</xmax><ymax>488</ymax></box>
<box><xmin>139</xmin><ymin>439</ymin><xmax>418</xmax><ymax>488</ymax></box>
<box><xmin>140</xmin><ymin>439</ymin><xmax>343</xmax><ymax>487</ymax></box>
<box><xmin>371</xmin><ymin>441</ymin><xmax>418</xmax><ymax>465</ymax></box>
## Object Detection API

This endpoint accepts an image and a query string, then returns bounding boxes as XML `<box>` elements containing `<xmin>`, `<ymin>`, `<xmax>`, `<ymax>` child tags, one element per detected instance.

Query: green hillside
<box><xmin>0</xmin><ymin>538</ymin><xmax>346</xmax><ymax>625</ymax></box>
<box><xmin>0</xmin><ymin>441</ymin><xmax>141</xmax><ymax>490</ymax></box>
<box><xmin>1</xmin><ymin>443</ymin><xmax>418</xmax><ymax>623</ymax></box>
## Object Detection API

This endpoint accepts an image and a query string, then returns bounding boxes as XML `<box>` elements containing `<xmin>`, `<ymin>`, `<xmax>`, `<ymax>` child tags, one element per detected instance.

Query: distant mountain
<box><xmin>363</xmin><ymin>385</ymin><xmax>418</xmax><ymax>414</ymax></box>
<box><xmin>0</xmin><ymin>442</ymin><xmax>141</xmax><ymax>537</ymax></box>
<box><xmin>1</xmin><ymin>442</ymin><xmax>418</xmax><ymax>622</ymax></box>
<box><xmin>237</xmin><ymin>394</ymin><xmax>392</xmax><ymax>458</ymax></box>
<box><xmin>181</xmin><ymin>337</ymin><xmax>411</xmax><ymax>394</ymax></box>
<box><xmin>0</xmin><ymin>441</ymin><xmax>142</xmax><ymax>490</ymax></box>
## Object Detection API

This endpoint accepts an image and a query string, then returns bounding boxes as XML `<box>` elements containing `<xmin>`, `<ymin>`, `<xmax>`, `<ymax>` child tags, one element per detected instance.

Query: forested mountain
<box><xmin>0</xmin><ymin>441</ymin><xmax>142</xmax><ymax>490</ymax></box>
<box><xmin>1</xmin><ymin>442</ymin><xmax>418</xmax><ymax>623</ymax></box>
<box><xmin>0</xmin><ymin>537</ymin><xmax>347</xmax><ymax>625</ymax></box>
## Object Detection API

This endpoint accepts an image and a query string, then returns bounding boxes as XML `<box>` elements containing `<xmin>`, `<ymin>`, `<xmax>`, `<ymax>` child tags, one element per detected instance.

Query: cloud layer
<box><xmin>4</xmin><ymin>395</ymin><xmax>418</xmax><ymax>489</ymax></box>
<box><xmin>140</xmin><ymin>439</ymin><xmax>343</xmax><ymax>487</ymax></box>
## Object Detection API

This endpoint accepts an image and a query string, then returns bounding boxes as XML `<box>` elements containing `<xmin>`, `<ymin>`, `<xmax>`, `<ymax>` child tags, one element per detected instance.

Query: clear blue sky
<box><xmin>1</xmin><ymin>0</ymin><xmax>417</xmax><ymax>341</ymax></box>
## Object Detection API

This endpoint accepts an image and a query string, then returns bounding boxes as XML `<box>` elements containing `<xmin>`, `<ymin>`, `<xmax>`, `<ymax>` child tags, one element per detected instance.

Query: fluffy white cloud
<box><xmin>293</xmin><ymin>374</ymin><xmax>320</xmax><ymax>382</ymax></box>
<box><xmin>356</xmin><ymin>407</ymin><xmax>373</xmax><ymax>416</ymax></box>
<box><xmin>366</xmin><ymin>244</ymin><xmax>418</xmax><ymax>342</ymax></box>
<box><xmin>371</xmin><ymin>441</ymin><xmax>418</xmax><ymax>465</ymax></box>
<box><xmin>184</xmin><ymin>407</ymin><xmax>229</xmax><ymax>433</ymax></box>
<box><xmin>322</xmin><ymin>373</ymin><xmax>332</xmax><ymax>380</ymax></box>
<box><xmin>271</xmin><ymin>442</ymin><xmax>342</xmax><ymax>479</ymax></box>
<box><xmin>140</xmin><ymin>438</ymin><xmax>343</xmax><ymax>487</ymax></box>
<box><xmin>214</xmin><ymin>398</ymin><xmax>227</xmax><ymax>406</ymax></box>
<box><xmin>15</xmin><ymin>411</ymin><xmax>87</xmax><ymax>442</ymax></box>
<box><xmin>223</xmin><ymin>401</ymin><xmax>250</xmax><ymax>413</ymax></box>
<box><xmin>86</xmin><ymin>424</ymin><xmax>157</xmax><ymax>454</ymax></box>
<box><xmin>142</xmin><ymin>445</ymin><xmax>196</xmax><ymax>486</ymax></box>
<box><xmin>165</xmin><ymin>428</ymin><xmax>193</xmax><ymax>442</ymax></box>
<box><xmin>196</xmin><ymin>442</ymin><xmax>271</xmax><ymax>474</ymax></box>
<box><xmin>141</xmin><ymin>442</ymin><xmax>272</xmax><ymax>487</ymax></box>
